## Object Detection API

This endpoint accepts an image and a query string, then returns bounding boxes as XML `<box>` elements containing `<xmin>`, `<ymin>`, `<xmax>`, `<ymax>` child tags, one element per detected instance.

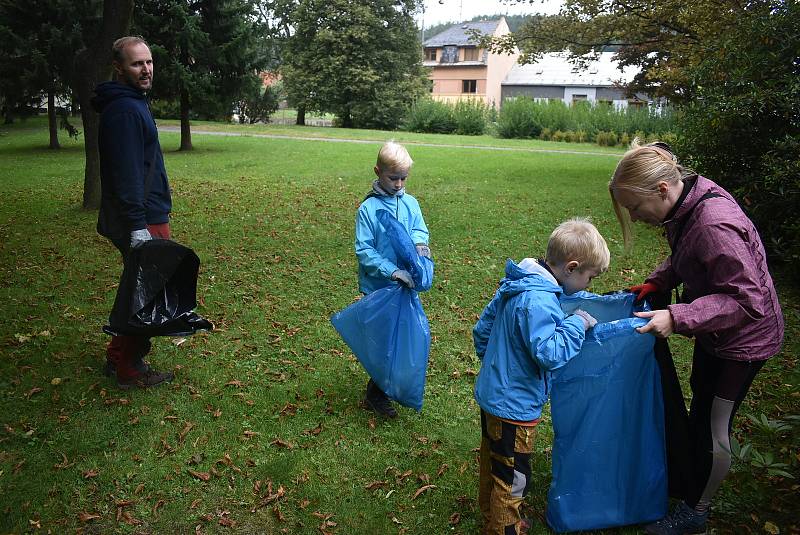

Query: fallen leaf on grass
<box><xmin>178</xmin><ymin>421</ymin><xmax>194</xmax><ymax>443</ymax></box>
<box><xmin>304</xmin><ymin>423</ymin><xmax>323</xmax><ymax>436</ymax></box>
<box><xmin>53</xmin><ymin>453</ymin><xmax>74</xmax><ymax>470</ymax></box>
<box><xmin>270</xmin><ymin>438</ymin><xmax>294</xmax><ymax>449</ymax></box>
<box><xmin>225</xmin><ymin>380</ymin><xmax>244</xmax><ymax>388</ymax></box>
<box><xmin>190</xmin><ymin>499</ymin><xmax>202</xmax><ymax>509</ymax></box>
<box><xmin>242</xmin><ymin>430</ymin><xmax>260</xmax><ymax>439</ymax></box>
<box><xmin>273</xmin><ymin>505</ymin><xmax>286</xmax><ymax>522</ymax></box>
<box><xmin>364</xmin><ymin>481</ymin><xmax>388</xmax><ymax>491</ymax></box>
<box><xmin>437</xmin><ymin>463</ymin><xmax>449</xmax><ymax>477</ymax></box>
<box><xmin>218</xmin><ymin>517</ymin><xmax>236</xmax><ymax>527</ymax></box>
<box><xmin>449</xmin><ymin>512</ymin><xmax>461</xmax><ymax>525</ymax></box>
<box><xmin>764</xmin><ymin>521</ymin><xmax>780</xmax><ymax>534</ymax></box>
<box><xmin>25</xmin><ymin>387</ymin><xmax>43</xmax><ymax>398</ymax></box>
<box><xmin>279</xmin><ymin>403</ymin><xmax>298</xmax><ymax>416</ymax></box>
<box><xmin>153</xmin><ymin>499</ymin><xmax>166</xmax><ymax>515</ymax></box>
<box><xmin>83</xmin><ymin>469</ymin><xmax>99</xmax><ymax>479</ymax></box>
<box><xmin>78</xmin><ymin>512</ymin><xmax>101</xmax><ymax>522</ymax></box>
<box><xmin>188</xmin><ymin>469</ymin><xmax>211</xmax><ymax>482</ymax></box>
<box><xmin>411</xmin><ymin>484</ymin><xmax>436</xmax><ymax>500</ymax></box>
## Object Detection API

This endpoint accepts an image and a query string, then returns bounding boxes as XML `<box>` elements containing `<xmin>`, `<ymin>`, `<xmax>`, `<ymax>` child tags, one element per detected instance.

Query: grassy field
<box><xmin>1</xmin><ymin>118</ymin><xmax>797</xmax><ymax>534</ymax></box>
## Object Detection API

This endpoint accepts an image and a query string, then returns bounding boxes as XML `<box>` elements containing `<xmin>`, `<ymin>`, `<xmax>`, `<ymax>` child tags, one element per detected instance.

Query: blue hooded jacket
<box><xmin>473</xmin><ymin>259</ymin><xmax>586</xmax><ymax>421</ymax></box>
<box><xmin>92</xmin><ymin>81</ymin><xmax>171</xmax><ymax>239</ymax></box>
<box><xmin>355</xmin><ymin>191</ymin><xmax>429</xmax><ymax>294</ymax></box>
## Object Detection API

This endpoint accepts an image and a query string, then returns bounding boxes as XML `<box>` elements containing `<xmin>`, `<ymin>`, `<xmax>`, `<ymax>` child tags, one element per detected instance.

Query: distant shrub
<box><xmin>552</xmin><ymin>130</ymin><xmax>567</xmax><ymax>142</ymax></box>
<box><xmin>404</xmin><ymin>98</ymin><xmax>456</xmax><ymax>134</ymax></box>
<box><xmin>453</xmin><ymin>99</ymin><xmax>488</xmax><ymax>136</ymax></box>
<box><xmin>496</xmin><ymin>97</ymin><xmax>542</xmax><ymax>138</ymax></box>
<box><xmin>539</xmin><ymin>127</ymin><xmax>552</xmax><ymax>141</ymax></box>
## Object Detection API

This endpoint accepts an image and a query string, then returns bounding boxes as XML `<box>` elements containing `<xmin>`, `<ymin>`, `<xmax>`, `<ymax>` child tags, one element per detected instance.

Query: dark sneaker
<box><xmin>645</xmin><ymin>502</ymin><xmax>708</xmax><ymax>535</ymax></box>
<box><xmin>118</xmin><ymin>368</ymin><xmax>174</xmax><ymax>390</ymax></box>
<box><xmin>364</xmin><ymin>379</ymin><xmax>397</xmax><ymax>418</ymax></box>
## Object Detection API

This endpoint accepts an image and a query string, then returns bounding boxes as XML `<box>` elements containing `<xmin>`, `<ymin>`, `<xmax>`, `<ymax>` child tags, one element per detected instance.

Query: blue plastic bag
<box><xmin>331</xmin><ymin>286</ymin><xmax>430</xmax><ymax>410</ymax></box>
<box><xmin>330</xmin><ymin>209</ymin><xmax>434</xmax><ymax>411</ymax></box>
<box><xmin>546</xmin><ymin>291</ymin><xmax>667</xmax><ymax>532</ymax></box>
<box><xmin>375</xmin><ymin>209</ymin><xmax>434</xmax><ymax>291</ymax></box>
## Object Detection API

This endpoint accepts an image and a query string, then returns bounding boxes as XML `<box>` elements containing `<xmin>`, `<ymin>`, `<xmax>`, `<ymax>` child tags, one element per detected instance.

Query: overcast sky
<box><xmin>419</xmin><ymin>0</ymin><xmax>563</xmax><ymax>27</ymax></box>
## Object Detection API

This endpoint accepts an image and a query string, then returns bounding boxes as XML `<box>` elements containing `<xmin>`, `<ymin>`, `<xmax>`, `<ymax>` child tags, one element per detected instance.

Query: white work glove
<box><xmin>573</xmin><ymin>308</ymin><xmax>598</xmax><ymax>330</ymax></box>
<box><xmin>415</xmin><ymin>244</ymin><xmax>431</xmax><ymax>259</ymax></box>
<box><xmin>130</xmin><ymin>228</ymin><xmax>152</xmax><ymax>248</ymax></box>
<box><xmin>392</xmin><ymin>269</ymin><xmax>415</xmax><ymax>289</ymax></box>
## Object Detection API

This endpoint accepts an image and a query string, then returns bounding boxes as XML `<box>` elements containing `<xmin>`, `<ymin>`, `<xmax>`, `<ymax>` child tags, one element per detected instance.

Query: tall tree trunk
<box><xmin>74</xmin><ymin>0</ymin><xmax>134</xmax><ymax>210</ymax></box>
<box><xmin>47</xmin><ymin>90</ymin><xmax>60</xmax><ymax>150</ymax></box>
<box><xmin>296</xmin><ymin>104</ymin><xmax>305</xmax><ymax>126</ymax></box>
<box><xmin>179</xmin><ymin>83</ymin><xmax>193</xmax><ymax>151</ymax></box>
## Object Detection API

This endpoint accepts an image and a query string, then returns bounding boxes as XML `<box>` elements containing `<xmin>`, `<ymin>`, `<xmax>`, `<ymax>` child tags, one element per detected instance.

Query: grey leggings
<box><xmin>686</xmin><ymin>344</ymin><xmax>765</xmax><ymax>508</ymax></box>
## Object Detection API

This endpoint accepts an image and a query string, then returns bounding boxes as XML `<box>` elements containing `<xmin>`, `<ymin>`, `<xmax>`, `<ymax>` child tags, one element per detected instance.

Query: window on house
<box><xmin>463</xmin><ymin>47</ymin><xmax>479</xmax><ymax>61</ymax></box>
<box><xmin>571</xmin><ymin>94</ymin><xmax>588</xmax><ymax>104</ymax></box>
<box><xmin>462</xmin><ymin>80</ymin><xmax>477</xmax><ymax>93</ymax></box>
<box><xmin>424</xmin><ymin>48</ymin><xmax>437</xmax><ymax>61</ymax></box>
<box><xmin>628</xmin><ymin>100</ymin><xmax>646</xmax><ymax>108</ymax></box>
<box><xmin>597</xmin><ymin>99</ymin><xmax>613</xmax><ymax>106</ymax></box>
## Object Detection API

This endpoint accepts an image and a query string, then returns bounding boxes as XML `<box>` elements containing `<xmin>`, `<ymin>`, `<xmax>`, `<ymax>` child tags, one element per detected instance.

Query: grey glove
<box><xmin>130</xmin><ymin>228</ymin><xmax>152</xmax><ymax>248</ymax></box>
<box><xmin>415</xmin><ymin>244</ymin><xmax>431</xmax><ymax>259</ymax></box>
<box><xmin>392</xmin><ymin>269</ymin><xmax>415</xmax><ymax>289</ymax></box>
<box><xmin>573</xmin><ymin>308</ymin><xmax>598</xmax><ymax>330</ymax></box>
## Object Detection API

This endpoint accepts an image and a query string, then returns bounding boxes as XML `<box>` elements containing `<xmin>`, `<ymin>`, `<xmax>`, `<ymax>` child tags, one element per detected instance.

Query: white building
<box><xmin>501</xmin><ymin>51</ymin><xmax>650</xmax><ymax>108</ymax></box>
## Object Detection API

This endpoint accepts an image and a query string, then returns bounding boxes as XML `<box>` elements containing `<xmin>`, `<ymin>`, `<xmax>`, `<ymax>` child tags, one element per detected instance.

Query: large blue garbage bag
<box><xmin>330</xmin><ymin>210</ymin><xmax>434</xmax><ymax>411</ymax></box>
<box><xmin>375</xmin><ymin>209</ymin><xmax>434</xmax><ymax>291</ymax></box>
<box><xmin>331</xmin><ymin>286</ymin><xmax>430</xmax><ymax>410</ymax></box>
<box><xmin>546</xmin><ymin>291</ymin><xmax>667</xmax><ymax>532</ymax></box>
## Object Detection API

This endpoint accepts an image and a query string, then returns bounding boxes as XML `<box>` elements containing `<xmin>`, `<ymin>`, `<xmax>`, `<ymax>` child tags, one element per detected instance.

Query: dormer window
<box><xmin>463</xmin><ymin>47</ymin><xmax>479</xmax><ymax>61</ymax></box>
<box><xmin>425</xmin><ymin>48</ymin><xmax>437</xmax><ymax>61</ymax></box>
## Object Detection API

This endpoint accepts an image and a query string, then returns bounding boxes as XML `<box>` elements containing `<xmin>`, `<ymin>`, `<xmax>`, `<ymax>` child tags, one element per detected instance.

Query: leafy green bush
<box><xmin>675</xmin><ymin>0</ymin><xmax>799</xmax><ymax>270</ymax></box>
<box><xmin>236</xmin><ymin>82</ymin><xmax>282</xmax><ymax>124</ymax></box>
<box><xmin>404</xmin><ymin>98</ymin><xmax>456</xmax><ymax>134</ymax></box>
<box><xmin>496</xmin><ymin>97</ymin><xmax>542</xmax><ymax>138</ymax></box>
<box><xmin>453</xmin><ymin>99</ymin><xmax>488</xmax><ymax>136</ymax></box>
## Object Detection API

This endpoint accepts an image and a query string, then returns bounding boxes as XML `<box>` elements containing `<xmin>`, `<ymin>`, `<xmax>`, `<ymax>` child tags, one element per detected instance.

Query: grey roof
<box><xmin>502</xmin><ymin>52</ymin><xmax>639</xmax><ymax>87</ymax></box>
<box><xmin>423</xmin><ymin>19</ymin><xmax>501</xmax><ymax>47</ymax></box>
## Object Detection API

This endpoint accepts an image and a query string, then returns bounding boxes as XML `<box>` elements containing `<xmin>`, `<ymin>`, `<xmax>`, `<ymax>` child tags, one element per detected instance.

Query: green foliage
<box><xmin>280</xmin><ymin>0</ymin><xmax>429</xmax><ymax>130</ymax></box>
<box><xmin>453</xmin><ymin>99</ymin><xmax>489</xmax><ymax>136</ymax></box>
<box><xmin>675</xmin><ymin>0</ymin><xmax>800</xmax><ymax>270</ymax></box>
<box><xmin>496</xmin><ymin>97</ymin><xmax>542</xmax><ymax>139</ymax></box>
<box><xmin>404</xmin><ymin>98</ymin><xmax>456</xmax><ymax>134</ymax></box>
<box><xmin>237</xmin><ymin>81</ymin><xmax>283</xmax><ymax>124</ymax></box>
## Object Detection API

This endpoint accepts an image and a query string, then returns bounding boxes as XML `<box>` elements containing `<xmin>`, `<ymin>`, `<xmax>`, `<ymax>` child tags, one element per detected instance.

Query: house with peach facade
<box><xmin>422</xmin><ymin>18</ymin><xmax>518</xmax><ymax>108</ymax></box>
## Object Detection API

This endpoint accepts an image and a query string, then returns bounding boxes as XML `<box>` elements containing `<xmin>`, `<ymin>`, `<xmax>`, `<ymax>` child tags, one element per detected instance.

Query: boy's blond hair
<box><xmin>376</xmin><ymin>140</ymin><xmax>413</xmax><ymax>171</ymax></box>
<box><xmin>546</xmin><ymin>217</ymin><xmax>610</xmax><ymax>272</ymax></box>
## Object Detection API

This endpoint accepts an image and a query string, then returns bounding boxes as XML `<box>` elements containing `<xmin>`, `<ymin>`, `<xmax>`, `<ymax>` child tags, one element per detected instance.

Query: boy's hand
<box><xmin>392</xmin><ymin>270</ymin><xmax>415</xmax><ymax>289</ymax></box>
<box><xmin>415</xmin><ymin>244</ymin><xmax>431</xmax><ymax>259</ymax></box>
<box><xmin>634</xmin><ymin>310</ymin><xmax>674</xmax><ymax>337</ymax></box>
<box><xmin>630</xmin><ymin>282</ymin><xmax>659</xmax><ymax>302</ymax></box>
<box><xmin>573</xmin><ymin>309</ymin><xmax>597</xmax><ymax>330</ymax></box>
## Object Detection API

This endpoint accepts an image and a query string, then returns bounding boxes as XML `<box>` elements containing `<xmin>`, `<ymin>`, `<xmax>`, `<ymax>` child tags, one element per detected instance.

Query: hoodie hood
<box><xmin>497</xmin><ymin>258</ymin><xmax>562</xmax><ymax>297</ymax></box>
<box><xmin>91</xmin><ymin>81</ymin><xmax>145</xmax><ymax>113</ymax></box>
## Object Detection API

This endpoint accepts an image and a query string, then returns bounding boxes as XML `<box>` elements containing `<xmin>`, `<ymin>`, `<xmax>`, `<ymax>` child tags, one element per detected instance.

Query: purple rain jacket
<box><xmin>646</xmin><ymin>175</ymin><xmax>784</xmax><ymax>361</ymax></box>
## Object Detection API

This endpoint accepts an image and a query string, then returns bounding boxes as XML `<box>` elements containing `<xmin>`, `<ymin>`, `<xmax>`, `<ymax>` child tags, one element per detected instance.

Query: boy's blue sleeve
<box><xmin>473</xmin><ymin>291</ymin><xmax>501</xmax><ymax>360</ymax></box>
<box><xmin>355</xmin><ymin>205</ymin><xmax>398</xmax><ymax>280</ymax></box>
<box><xmin>518</xmin><ymin>305</ymin><xmax>586</xmax><ymax>372</ymax></box>
<box><xmin>409</xmin><ymin>199</ymin><xmax>429</xmax><ymax>245</ymax></box>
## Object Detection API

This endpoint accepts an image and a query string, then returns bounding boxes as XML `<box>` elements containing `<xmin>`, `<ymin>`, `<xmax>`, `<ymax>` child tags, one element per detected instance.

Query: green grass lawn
<box><xmin>1</xmin><ymin>118</ymin><xmax>798</xmax><ymax>534</ymax></box>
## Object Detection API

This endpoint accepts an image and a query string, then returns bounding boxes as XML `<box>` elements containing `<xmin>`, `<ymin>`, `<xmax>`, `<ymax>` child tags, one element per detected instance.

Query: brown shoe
<box><xmin>118</xmin><ymin>368</ymin><xmax>174</xmax><ymax>390</ymax></box>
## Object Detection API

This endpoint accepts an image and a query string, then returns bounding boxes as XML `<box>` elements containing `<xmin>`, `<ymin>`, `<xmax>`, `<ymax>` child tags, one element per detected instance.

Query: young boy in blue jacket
<box><xmin>355</xmin><ymin>141</ymin><xmax>430</xmax><ymax>418</ymax></box>
<box><xmin>473</xmin><ymin>218</ymin><xmax>609</xmax><ymax>535</ymax></box>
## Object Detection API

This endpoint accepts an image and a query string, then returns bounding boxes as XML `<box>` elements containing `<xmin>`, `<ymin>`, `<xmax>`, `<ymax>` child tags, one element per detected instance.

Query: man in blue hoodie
<box><xmin>473</xmin><ymin>218</ymin><xmax>609</xmax><ymax>535</ymax></box>
<box><xmin>92</xmin><ymin>36</ymin><xmax>173</xmax><ymax>389</ymax></box>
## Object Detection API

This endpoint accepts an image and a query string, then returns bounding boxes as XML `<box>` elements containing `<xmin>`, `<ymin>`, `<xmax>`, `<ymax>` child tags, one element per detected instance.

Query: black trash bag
<box><xmin>104</xmin><ymin>239</ymin><xmax>213</xmax><ymax>337</ymax></box>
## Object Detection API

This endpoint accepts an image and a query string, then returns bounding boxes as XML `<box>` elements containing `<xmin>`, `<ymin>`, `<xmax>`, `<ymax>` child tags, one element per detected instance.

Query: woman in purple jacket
<box><xmin>609</xmin><ymin>140</ymin><xmax>784</xmax><ymax>535</ymax></box>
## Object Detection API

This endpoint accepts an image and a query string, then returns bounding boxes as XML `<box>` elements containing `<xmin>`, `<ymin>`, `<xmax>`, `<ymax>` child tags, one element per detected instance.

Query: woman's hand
<box><xmin>634</xmin><ymin>309</ymin><xmax>675</xmax><ymax>338</ymax></box>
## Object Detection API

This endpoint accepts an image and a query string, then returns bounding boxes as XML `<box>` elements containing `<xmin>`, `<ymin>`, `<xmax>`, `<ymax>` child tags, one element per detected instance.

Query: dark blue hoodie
<box><xmin>92</xmin><ymin>81</ymin><xmax>171</xmax><ymax>239</ymax></box>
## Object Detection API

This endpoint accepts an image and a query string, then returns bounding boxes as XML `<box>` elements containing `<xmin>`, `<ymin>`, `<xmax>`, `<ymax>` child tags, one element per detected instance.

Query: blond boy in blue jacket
<box><xmin>473</xmin><ymin>218</ymin><xmax>609</xmax><ymax>534</ymax></box>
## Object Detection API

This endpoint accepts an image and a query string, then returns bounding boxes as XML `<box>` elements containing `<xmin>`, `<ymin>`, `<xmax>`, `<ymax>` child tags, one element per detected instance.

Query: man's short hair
<box><xmin>546</xmin><ymin>217</ymin><xmax>610</xmax><ymax>272</ymax></box>
<box><xmin>376</xmin><ymin>140</ymin><xmax>413</xmax><ymax>171</ymax></box>
<box><xmin>112</xmin><ymin>36</ymin><xmax>150</xmax><ymax>63</ymax></box>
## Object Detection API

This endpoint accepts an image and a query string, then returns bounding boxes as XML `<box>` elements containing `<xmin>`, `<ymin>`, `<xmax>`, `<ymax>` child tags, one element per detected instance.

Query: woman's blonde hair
<box><xmin>608</xmin><ymin>138</ymin><xmax>692</xmax><ymax>248</ymax></box>
<box><xmin>546</xmin><ymin>217</ymin><xmax>611</xmax><ymax>273</ymax></box>
<box><xmin>376</xmin><ymin>140</ymin><xmax>413</xmax><ymax>171</ymax></box>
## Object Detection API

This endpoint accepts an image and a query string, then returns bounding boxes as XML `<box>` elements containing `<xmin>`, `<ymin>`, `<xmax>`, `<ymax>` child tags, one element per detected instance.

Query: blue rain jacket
<box><xmin>473</xmin><ymin>259</ymin><xmax>586</xmax><ymax>421</ymax></box>
<box><xmin>355</xmin><ymin>192</ymin><xmax>429</xmax><ymax>294</ymax></box>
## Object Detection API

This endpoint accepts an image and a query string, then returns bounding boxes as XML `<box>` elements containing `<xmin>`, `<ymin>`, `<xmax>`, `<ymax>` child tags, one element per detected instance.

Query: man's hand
<box><xmin>634</xmin><ymin>309</ymin><xmax>675</xmax><ymax>338</ymax></box>
<box><xmin>630</xmin><ymin>282</ymin><xmax>660</xmax><ymax>302</ymax></box>
<box><xmin>392</xmin><ymin>269</ymin><xmax>415</xmax><ymax>289</ymax></box>
<box><xmin>573</xmin><ymin>308</ymin><xmax>598</xmax><ymax>330</ymax></box>
<box><xmin>130</xmin><ymin>228</ymin><xmax>152</xmax><ymax>248</ymax></box>
<box><xmin>415</xmin><ymin>244</ymin><xmax>431</xmax><ymax>259</ymax></box>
